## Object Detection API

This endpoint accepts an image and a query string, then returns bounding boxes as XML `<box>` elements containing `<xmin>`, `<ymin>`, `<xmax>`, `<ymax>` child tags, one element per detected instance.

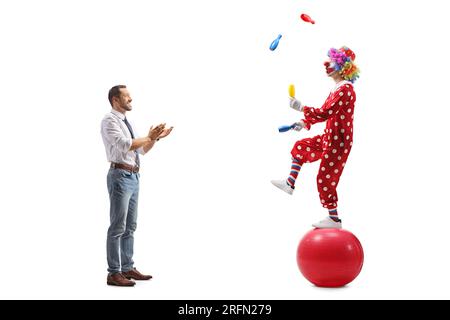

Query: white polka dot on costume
<box><xmin>297</xmin><ymin>146</ymin><xmax>302</xmax><ymax>150</ymax></box>
<box><xmin>306</xmin><ymin>147</ymin><xmax>310</xmax><ymax>151</ymax></box>
<box><xmin>338</xmin><ymin>156</ymin><xmax>342</xmax><ymax>161</ymax></box>
<box><xmin>339</xmin><ymin>101</ymin><xmax>343</xmax><ymax>106</ymax></box>
<box><xmin>324</xmin><ymin>154</ymin><xmax>329</xmax><ymax>159</ymax></box>
<box><xmin>339</xmin><ymin>92</ymin><xmax>344</xmax><ymax>96</ymax></box>
<box><xmin>318</xmin><ymin>179</ymin><xmax>323</xmax><ymax>183</ymax></box>
<box><xmin>329</xmin><ymin>162</ymin><xmax>334</xmax><ymax>167</ymax></box>
<box><xmin>347</xmin><ymin>109</ymin><xmax>352</xmax><ymax>113</ymax></box>
<box><xmin>340</xmin><ymin>143</ymin><xmax>344</xmax><ymax>147</ymax></box>
<box><xmin>341</xmin><ymin>115</ymin><xmax>345</xmax><ymax>120</ymax></box>
<box><xmin>332</xmin><ymin>149</ymin><xmax>337</xmax><ymax>154</ymax></box>
<box><xmin>317</xmin><ymin>138</ymin><xmax>321</xmax><ymax>142</ymax></box>
<box><xmin>347</xmin><ymin>122</ymin><xmax>351</xmax><ymax>126</ymax></box>
<box><xmin>331</xmin><ymin>182</ymin><xmax>336</xmax><ymax>186</ymax></box>
<box><xmin>326</xmin><ymin>175</ymin><xmax>331</xmax><ymax>179</ymax></box>
<box><xmin>311</xmin><ymin>153</ymin><xmax>315</xmax><ymax>158</ymax></box>
<box><xmin>321</xmin><ymin>200</ymin><xmax>325</xmax><ymax>203</ymax></box>
<box><xmin>344</xmin><ymin>149</ymin><xmax>348</xmax><ymax>153</ymax></box>
<box><xmin>328</xmin><ymin>195</ymin><xmax>332</xmax><ymax>198</ymax></box>
<box><xmin>346</xmin><ymin>136</ymin><xmax>350</xmax><ymax>140</ymax></box>
<box><xmin>346</xmin><ymin>85</ymin><xmax>349</xmax><ymax>88</ymax></box>
<box><xmin>334</xmin><ymin>136</ymin><xmax>338</xmax><ymax>140</ymax></box>
<box><xmin>329</xmin><ymin>110</ymin><xmax>333</xmax><ymax>115</ymax></box>
<box><xmin>340</xmin><ymin>129</ymin><xmax>345</xmax><ymax>133</ymax></box>
<box><xmin>321</xmin><ymin>167</ymin><xmax>326</xmax><ymax>171</ymax></box>
<box><xmin>331</xmin><ymin>103</ymin><xmax>335</xmax><ymax>107</ymax></box>
<box><xmin>334</xmin><ymin>169</ymin><xmax>339</xmax><ymax>174</ymax></box>
<box><xmin>335</xmin><ymin>122</ymin><xmax>338</xmax><ymax>126</ymax></box>
<box><xmin>346</xmin><ymin>102</ymin><xmax>349</xmax><ymax>105</ymax></box>
<box><xmin>342</xmin><ymin>162</ymin><xmax>346</xmax><ymax>167</ymax></box>
<box><xmin>296</xmin><ymin>155</ymin><xmax>301</xmax><ymax>158</ymax></box>
<box><xmin>348</xmin><ymin>92</ymin><xmax>351</xmax><ymax>96</ymax></box>
<box><xmin>350</xmin><ymin>142</ymin><xmax>353</xmax><ymax>146</ymax></box>
<box><xmin>351</xmin><ymin>96</ymin><xmax>353</xmax><ymax>100</ymax></box>
<box><xmin>323</xmin><ymin>187</ymin><xmax>328</xmax><ymax>191</ymax></box>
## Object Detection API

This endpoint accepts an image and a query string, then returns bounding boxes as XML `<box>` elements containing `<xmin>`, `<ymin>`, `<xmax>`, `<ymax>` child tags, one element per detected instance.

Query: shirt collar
<box><xmin>111</xmin><ymin>108</ymin><xmax>126</xmax><ymax>120</ymax></box>
<box><xmin>333</xmin><ymin>80</ymin><xmax>352</xmax><ymax>92</ymax></box>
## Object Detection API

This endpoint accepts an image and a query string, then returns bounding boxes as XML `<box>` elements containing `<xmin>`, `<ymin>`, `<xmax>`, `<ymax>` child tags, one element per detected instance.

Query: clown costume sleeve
<box><xmin>301</xmin><ymin>82</ymin><xmax>355</xmax><ymax>131</ymax></box>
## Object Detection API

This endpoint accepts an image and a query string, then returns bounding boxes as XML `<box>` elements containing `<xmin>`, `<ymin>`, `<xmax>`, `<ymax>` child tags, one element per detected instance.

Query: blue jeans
<box><xmin>106</xmin><ymin>168</ymin><xmax>140</xmax><ymax>274</ymax></box>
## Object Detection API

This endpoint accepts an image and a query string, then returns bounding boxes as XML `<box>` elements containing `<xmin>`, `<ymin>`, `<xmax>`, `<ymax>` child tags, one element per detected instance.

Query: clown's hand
<box><xmin>293</xmin><ymin>121</ymin><xmax>305</xmax><ymax>132</ymax></box>
<box><xmin>289</xmin><ymin>97</ymin><xmax>303</xmax><ymax>112</ymax></box>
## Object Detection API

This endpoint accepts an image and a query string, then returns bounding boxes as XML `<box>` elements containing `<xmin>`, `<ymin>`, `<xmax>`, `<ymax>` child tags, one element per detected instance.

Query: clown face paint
<box><xmin>324</xmin><ymin>60</ymin><xmax>337</xmax><ymax>76</ymax></box>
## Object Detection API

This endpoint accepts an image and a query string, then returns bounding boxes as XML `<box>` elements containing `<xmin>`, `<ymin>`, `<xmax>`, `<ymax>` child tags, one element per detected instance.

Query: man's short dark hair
<box><xmin>108</xmin><ymin>85</ymin><xmax>127</xmax><ymax>106</ymax></box>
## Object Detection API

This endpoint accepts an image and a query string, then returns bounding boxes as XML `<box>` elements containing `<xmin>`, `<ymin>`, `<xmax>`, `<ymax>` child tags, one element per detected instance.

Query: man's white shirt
<box><xmin>101</xmin><ymin>109</ymin><xmax>144</xmax><ymax>167</ymax></box>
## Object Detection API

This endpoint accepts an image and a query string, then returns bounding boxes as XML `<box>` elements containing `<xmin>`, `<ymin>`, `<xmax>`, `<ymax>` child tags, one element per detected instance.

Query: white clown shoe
<box><xmin>271</xmin><ymin>180</ymin><xmax>294</xmax><ymax>195</ymax></box>
<box><xmin>312</xmin><ymin>216</ymin><xmax>342</xmax><ymax>229</ymax></box>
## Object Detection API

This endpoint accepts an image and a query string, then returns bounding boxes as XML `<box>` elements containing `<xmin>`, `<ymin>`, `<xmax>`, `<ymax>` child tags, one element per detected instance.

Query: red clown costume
<box><xmin>271</xmin><ymin>46</ymin><xmax>360</xmax><ymax>229</ymax></box>
<box><xmin>292</xmin><ymin>80</ymin><xmax>355</xmax><ymax>210</ymax></box>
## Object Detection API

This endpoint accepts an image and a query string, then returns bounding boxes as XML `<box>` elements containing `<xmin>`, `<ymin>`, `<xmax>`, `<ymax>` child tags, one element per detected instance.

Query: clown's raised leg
<box><xmin>271</xmin><ymin>158</ymin><xmax>302</xmax><ymax>195</ymax></box>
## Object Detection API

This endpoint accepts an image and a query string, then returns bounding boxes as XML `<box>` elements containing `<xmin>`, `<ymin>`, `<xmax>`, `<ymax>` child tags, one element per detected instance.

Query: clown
<box><xmin>271</xmin><ymin>46</ymin><xmax>360</xmax><ymax>229</ymax></box>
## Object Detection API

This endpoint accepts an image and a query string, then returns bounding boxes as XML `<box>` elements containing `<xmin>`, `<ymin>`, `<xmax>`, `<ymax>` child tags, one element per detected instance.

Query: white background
<box><xmin>0</xmin><ymin>0</ymin><xmax>449</xmax><ymax>299</ymax></box>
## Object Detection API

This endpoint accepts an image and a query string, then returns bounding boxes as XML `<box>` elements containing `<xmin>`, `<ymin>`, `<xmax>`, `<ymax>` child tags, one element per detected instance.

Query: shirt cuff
<box><xmin>137</xmin><ymin>146</ymin><xmax>145</xmax><ymax>155</ymax></box>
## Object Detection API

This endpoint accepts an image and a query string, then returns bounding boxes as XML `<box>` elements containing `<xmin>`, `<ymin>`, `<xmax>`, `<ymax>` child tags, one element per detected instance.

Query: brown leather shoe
<box><xmin>122</xmin><ymin>268</ymin><xmax>153</xmax><ymax>281</ymax></box>
<box><xmin>107</xmin><ymin>273</ymin><xmax>136</xmax><ymax>287</ymax></box>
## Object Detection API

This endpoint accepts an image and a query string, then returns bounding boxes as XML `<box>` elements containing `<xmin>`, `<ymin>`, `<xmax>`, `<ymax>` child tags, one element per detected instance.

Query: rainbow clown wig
<box><xmin>328</xmin><ymin>46</ymin><xmax>360</xmax><ymax>83</ymax></box>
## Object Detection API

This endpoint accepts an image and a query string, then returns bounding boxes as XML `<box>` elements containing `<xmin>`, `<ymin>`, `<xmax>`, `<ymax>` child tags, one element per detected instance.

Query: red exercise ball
<box><xmin>297</xmin><ymin>228</ymin><xmax>364</xmax><ymax>288</ymax></box>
